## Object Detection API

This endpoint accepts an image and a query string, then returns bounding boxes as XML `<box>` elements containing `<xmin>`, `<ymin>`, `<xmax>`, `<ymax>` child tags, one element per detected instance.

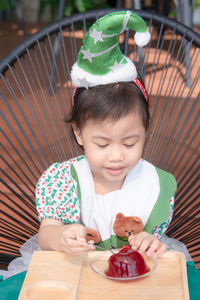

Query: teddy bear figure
<box><xmin>85</xmin><ymin>227</ymin><xmax>101</xmax><ymax>243</ymax></box>
<box><xmin>113</xmin><ymin>213</ymin><xmax>144</xmax><ymax>238</ymax></box>
<box><xmin>84</xmin><ymin>212</ymin><xmax>144</xmax><ymax>243</ymax></box>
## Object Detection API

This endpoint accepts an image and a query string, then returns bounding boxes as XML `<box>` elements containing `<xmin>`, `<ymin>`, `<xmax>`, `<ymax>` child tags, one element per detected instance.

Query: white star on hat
<box><xmin>81</xmin><ymin>49</ymin><xmax>93</xmax><ymax>63</ymax></box>
<box><xmin>89</xmin><ymin>28</ymin><xmax>103</xmax><ymax>44</ymax></box>
<box><xmin>109</xmin><ymin>60</ymin><xmax>124</xmax><ymax>72</ymax></box>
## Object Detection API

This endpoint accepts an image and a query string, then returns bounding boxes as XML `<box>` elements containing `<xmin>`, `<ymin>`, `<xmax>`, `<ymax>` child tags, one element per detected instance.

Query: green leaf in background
<box><xmin>40</xmin><ymin>0</ymin><xmax>109</xmax><ymax>19</ymax></box>
<box><xmin>0</xmin><ymin>0</ymin><xmax>110</xmax><ymax>20</ymax></box>
<box><xmin>65</xmin><ymin>0</ymin><xmax>108</xmax><ymax>16</ymax></box>
<box><xmin>64</xmin><ymin>0</ymin><xmax>74</xmax><ymax>16</ymax></box>
<box><xmin>74</xmin><ymin>0</ymin><xmax>86</xmax><ymax>12</ymax></box>
<box><xmin>195</xmin><ymin>0</ymin><xmax>200</xmax><ymax>7</ymax></box>
<box><xmin>40</xmin><ymin>0</ymin><xmax>60</xmax><ymax>20</ymax></box>
<box><xmin>0</xmin><ymin>0</ymin><xmax>15</xmax><ymax>10</ymax></box>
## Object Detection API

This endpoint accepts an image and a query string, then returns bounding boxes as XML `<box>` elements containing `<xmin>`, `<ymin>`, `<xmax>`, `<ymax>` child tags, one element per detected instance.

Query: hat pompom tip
<box><xmin>134</xmin><ymin>31</ymin><xmax>151</xmax><ymax>47</ymax></box>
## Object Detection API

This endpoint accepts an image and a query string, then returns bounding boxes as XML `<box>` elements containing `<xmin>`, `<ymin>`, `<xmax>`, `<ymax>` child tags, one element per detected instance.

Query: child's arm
<box><xmin>38</xmin><ymin>218</ymin><xmax>95</xmax><ymax>255</ymax></box>
<box><xmin>128</xmin><ymin>231</ymin><xmax>166</xmax><ymax>257</ymax></box>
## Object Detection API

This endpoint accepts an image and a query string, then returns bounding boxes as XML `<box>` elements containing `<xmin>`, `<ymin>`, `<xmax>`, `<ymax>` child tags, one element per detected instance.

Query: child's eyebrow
<box><xmin>123</xmin><ymin>134</ymin><xmax>140</xmax><ymax>139</ymax></box>
<box><xmin>92</xmin><ymin>134</ymin><xmax>140</xmax><ymax>140</ymax></box>
<box><xmin>92</xmin><ymin>136</ymin><xmax>110</xmax><ymax>140</ymax></box>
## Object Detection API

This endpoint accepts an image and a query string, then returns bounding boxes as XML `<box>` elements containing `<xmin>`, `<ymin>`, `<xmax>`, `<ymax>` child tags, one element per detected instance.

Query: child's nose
<box><xmin>108</xmin><ymin>146</ymin><xmax>124</xmax><ymax>161</ymax></box>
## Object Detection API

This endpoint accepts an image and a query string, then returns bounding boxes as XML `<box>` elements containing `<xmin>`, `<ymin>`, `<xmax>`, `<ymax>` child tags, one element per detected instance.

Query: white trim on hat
<box><xmin>71</xmin><ymin>56</ymin><xmax>138</xmax><ymax>88</ymax></box>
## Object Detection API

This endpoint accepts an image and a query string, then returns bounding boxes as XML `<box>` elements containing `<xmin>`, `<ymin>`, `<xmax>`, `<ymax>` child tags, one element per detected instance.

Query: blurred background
<box><xmin>0</xmin><ymin>0</ymin><xmax>200</xmax><ymax>60</ymax></box>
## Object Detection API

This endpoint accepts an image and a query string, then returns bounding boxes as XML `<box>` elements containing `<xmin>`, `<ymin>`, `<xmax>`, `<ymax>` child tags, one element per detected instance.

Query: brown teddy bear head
<box><xmin>113</xmin><ymin>213</ymin><xmax>144</xmax><ymax>238</ymax></box>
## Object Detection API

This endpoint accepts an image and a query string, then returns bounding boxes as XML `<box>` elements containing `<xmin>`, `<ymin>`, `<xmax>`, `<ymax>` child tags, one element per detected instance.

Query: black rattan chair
<box><xmin>0</xmin><ymin>8</ymin><xmax>199</xmax><ymax>268</ymax></box>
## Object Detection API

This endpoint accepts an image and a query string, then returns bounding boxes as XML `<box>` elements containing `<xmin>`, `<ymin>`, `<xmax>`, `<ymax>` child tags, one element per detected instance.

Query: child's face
<box><xmin>73</xmin><ymin>111</ymin><xmax>146</xmax><ymax>193</ymax></box>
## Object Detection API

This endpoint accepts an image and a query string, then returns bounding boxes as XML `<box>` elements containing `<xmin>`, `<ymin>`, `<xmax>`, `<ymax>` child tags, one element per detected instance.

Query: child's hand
<box><xmin>128</xmin><ymin>231</ymin><xmax>166</xmax><ymax>257</ymax></box>
<box><xmin>60</xmin><ymin>223</ymin><xmax>95</xmax><ymax>255</ymax></box>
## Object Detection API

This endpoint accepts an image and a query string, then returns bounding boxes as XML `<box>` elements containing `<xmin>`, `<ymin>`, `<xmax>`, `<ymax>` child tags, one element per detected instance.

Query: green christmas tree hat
<box><xmin>71</xmin><ymin>10</ymin><xmax>151</xmax><ymax>88</ymax></box>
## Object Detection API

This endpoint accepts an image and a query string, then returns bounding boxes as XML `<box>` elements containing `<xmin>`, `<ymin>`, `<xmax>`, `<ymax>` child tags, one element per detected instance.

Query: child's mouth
<box><xmin>106</xmin><ymin>167</ymin><xmax>124</xmax><ymax>176</ymax></box>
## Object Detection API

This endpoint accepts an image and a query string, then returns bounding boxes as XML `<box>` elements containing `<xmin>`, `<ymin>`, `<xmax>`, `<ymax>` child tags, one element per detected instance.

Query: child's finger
<box><xmin>87</xmin><ymin>240</ymin><xmax>95</xmax><ymax>245</ymax></box>
<box><xmin>76</xmin><ymin>236</ymin><xmax>94</xmax><ymax>250</ymax></box>
<box><xmin>146</xmin><ymin>240</ymin><xmax>166</xmax><ymax>257</ymax></box>
<box><xmin>129</xmin><ymin>235</ymin><xmax>143</xmax><ymax>251</ymax></box>
<box><xmin>128</xmin><ymin>235</ymin><xmax>138</xmax><ymax>248</ymax></box>
<box><xmin>138</xmin><ymin>238</ymin><xmax>154</xmax><ymax>254</ymax></box>
<box><xmin>67</xmin><ymin>236</ymin><xmax>88</xmax><ymax>248</ymax></box>
<box><xmin>66</xmin><ymin>225</ymin><xmax>86</xmax><ymax>243</ymax></box>
<box><xmin>66</xmin><ymin>229</ymin><xmax>76</xmax><ymax>240</ymax></box>
<box><xmin>75</xmin><ymin>227</ymin><xmax>87</xmax><ymax>243</ymax></box>
<box><xmin>66</xmin><ymin>229</ymin><xmax>96</xmax><ymax>250</ymax></box>
<box><xmin>145</xmin><ymin>238</ymin><xmax>160</xmax><ymax>256</ymax></box>
<box><xmin>128</xmin><ymin>235</ymin><xmax>135</xmax><ymax>244</ymax></box>
<box><xmin>66</xmin><ymin>236</ymin><xmax>81</xmax><ymax>247</ymax></box>
<box><xmin>155</xmin><ymin>243</ymin><xmax>167</xmax><ymax>257</ymax></box>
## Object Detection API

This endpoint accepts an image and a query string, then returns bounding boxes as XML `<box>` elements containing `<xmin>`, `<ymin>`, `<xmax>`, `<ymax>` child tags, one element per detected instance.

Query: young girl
<box><xmin>36</xmin><ymin>81</ymin><xmax>176</xmax><ymax>257</ymax></box>
<box><xmin>0</xmin><ymin>11</ymin><xmax>192</xmax><ymax>281</ymax></box>
<box><xmin>36</xmin><ymin>10</ymin><xmax>177</xmax><ymax>258</ymax></box>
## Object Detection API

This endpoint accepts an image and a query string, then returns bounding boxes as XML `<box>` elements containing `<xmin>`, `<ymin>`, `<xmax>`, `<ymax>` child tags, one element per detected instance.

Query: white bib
<box><xmin>73</xmin><ymin>158</ymin><xmax>160</xmax><ymax>241</ymax></box>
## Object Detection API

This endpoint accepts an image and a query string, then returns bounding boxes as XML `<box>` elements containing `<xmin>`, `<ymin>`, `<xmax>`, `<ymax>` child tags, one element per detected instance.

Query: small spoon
<box><xmin>69</xmin><ymin>237</ymin><xmax>115</xmax><ymax>253</ymax></box>
<box><xmin>94</xmin><ymin>244</ymin><xmax>116</xmax><ymax>254</ymax></box>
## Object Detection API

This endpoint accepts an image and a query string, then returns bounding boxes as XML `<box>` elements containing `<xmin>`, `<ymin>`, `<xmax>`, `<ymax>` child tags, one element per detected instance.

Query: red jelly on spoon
<box><xmin>105</xmin><ymin>246</ymin><xmax>150</xmax><ymax>278</ymax></box>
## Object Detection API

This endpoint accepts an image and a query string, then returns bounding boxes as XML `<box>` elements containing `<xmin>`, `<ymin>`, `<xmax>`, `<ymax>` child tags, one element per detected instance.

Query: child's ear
<box><xmin>72</xmin><ymin>123</ymin><xmax>83</xmax><ymax>146</ymax></box>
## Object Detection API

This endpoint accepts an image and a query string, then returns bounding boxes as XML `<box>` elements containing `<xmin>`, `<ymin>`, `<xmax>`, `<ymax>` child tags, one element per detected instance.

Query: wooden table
<box><xmin>19</xmin><ymin>250</ymin><xmax>189</xmax><ymax>300</ymax></box>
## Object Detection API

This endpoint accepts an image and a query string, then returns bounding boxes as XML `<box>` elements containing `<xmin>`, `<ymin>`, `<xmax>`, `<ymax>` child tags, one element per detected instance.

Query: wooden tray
<box><xmin>18</xmin><ymin>250</ymin><xmax>189</xmax><ymax>300</ymax></box>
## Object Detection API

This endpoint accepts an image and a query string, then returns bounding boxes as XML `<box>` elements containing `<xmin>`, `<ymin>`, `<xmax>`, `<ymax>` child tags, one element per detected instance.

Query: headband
<box><xmin>133</xmin><ymin>78</ymin><xmax>148</xmax><ymax>102</ymax></box>
<box><xmin>72</xmin><ymin>78</ymin><xmax>148</xmax><ymax>106</ymax></box>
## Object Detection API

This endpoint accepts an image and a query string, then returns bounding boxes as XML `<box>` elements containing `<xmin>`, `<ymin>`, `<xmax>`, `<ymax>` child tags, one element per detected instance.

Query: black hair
<box><xmin>65</xmin><ymin>81</ymin><xmax>150</xmax><ymax>131</ymax></box>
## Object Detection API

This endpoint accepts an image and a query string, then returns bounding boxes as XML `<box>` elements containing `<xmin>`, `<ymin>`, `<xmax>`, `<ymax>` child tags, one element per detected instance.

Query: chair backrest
<box><xmin>1</xmin><ymin>8</ymin><xmax>199</xmax><ymax>267</ymax></box>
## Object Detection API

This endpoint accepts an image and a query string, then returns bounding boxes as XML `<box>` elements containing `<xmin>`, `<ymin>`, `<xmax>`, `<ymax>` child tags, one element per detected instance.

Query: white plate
<box><xmin>90</xmin><ymin>251</ymin><xmax>157</xmax><ymax>281</ymax></box>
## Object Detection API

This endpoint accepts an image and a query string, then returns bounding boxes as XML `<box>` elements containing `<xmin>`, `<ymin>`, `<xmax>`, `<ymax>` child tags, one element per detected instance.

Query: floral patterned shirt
<box><xmin>36</xmin><ymin>156</ymin><xmax>174</xmax><ymax>239</ymax></box>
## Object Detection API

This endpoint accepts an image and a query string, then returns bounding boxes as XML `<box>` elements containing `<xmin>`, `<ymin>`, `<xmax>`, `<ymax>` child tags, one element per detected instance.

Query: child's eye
<box><xmin>124</xmin><ymin>144</ymin><xmax>135</xmax><ymax>148</ymax></box>
<box><xmin>96</xmin><ymin>144</ymin><xmax>108</xmax><ymax>148</ymax></box>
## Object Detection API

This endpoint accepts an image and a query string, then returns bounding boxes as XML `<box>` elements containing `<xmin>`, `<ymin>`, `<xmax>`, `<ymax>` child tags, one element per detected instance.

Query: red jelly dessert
<box><xmin>105</xmin><ymin>246</ymin><xmax>150</xmax><ymax>278</ymax></box>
